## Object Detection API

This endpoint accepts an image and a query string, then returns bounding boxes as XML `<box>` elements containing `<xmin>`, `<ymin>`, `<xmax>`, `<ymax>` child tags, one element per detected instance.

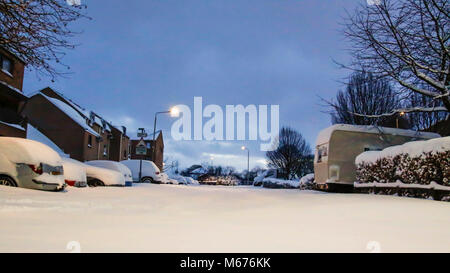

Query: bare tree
<box><xmin>340</xmin><ymin>0</ymin><xmax>450</xmax><ymax>115</ymax></box>
<box><xmin>0</xmin><ymin>0</ymin><xmax>89</xmax><ymax>80</ymax></box>
<box><xmin>266</xmin><ymin>127</ymin><xmax>312</xmax><ymax>180</ymax></box>
<box><xmin>325</xmin><ymin>72</ymin><xmax>404</xmax><ymax>127</ymax></box>
<box><xmin>406</xmin><ymin>92</ymin><xmax>449</xmax><ymax>130</ymax></box>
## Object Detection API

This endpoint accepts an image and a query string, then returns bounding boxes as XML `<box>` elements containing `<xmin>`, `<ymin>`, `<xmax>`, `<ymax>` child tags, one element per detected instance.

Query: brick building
<box><xmin>0</xmin><ymin>47</ymin><xmax>27</xmax><ymax>138</ymax></box>
<box><xmin>22</xmin><ymin>87</ymin><xmax>130</xmax><ymax>162</ymax></box>
<box><xmin>130</xmin><ymin>131</ymin><xmax>164</xmax><ymax>171</ymax></box>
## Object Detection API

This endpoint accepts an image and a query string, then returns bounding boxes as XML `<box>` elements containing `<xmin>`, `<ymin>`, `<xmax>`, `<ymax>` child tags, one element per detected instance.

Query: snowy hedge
<box><xmin>262</xmin><ymin>178</ymin><xmax>299</xmax><ymax>189</ymax></box>
<box><xmin>355</xmin><ymin>137</ymin><xmax>450</xmax><ymax>186</ymax></box>
<box><xmin>299</xmin><ymin>173</ymin><xmax>315</xmax><ymax>190</ymax></box>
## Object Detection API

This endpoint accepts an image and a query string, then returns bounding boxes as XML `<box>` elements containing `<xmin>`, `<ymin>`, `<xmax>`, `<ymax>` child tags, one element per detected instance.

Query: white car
<box><xmin>167</xmin><ymin>174</ymin><xmax>199</xmax><ymax>185</ymax></box>
<box><xmin>86</xmin><ymin>160</ymin><xmax>133</xmax><ymax>186</ymax></box>
<box><xmin>120</xmin><ymin>160</ymin><xmax>163</xmax><ymax>183</ymax></box>
<box><xmin>0</xmin><ymin>137</ymin><xmax>65</xmax><ymax>191</ymax></box>
<box><xmin>61</xmin><ymin>158</ymin><xmax>87</xmax><ymax>187</ymax></box>
<box><xmin>84</xmin><ymin>164</ymin><xmax>125</xmax><ymax>187</ymax></box>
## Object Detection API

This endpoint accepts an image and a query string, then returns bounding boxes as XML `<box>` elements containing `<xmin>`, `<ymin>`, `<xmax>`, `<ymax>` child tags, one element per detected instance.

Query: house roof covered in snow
<box><xmin>316</xmin><ymin>124</ymin><xmax>441</xmax><ymax>146</ymax></box>
<box><xmin>0</xmin><ymin>120</ymin><xmax>25</xmax><ymax>131</ymax></box>
<box><xmin>35</xmin><ymin>88</ymin><xmax>127</xmax><ymax>137</ymax></box>
<box><xmin>26</xmin><ymin>124</ymin><xmax>69</xmax><ymax>157</ymax></box>
<box><xmin>39</xmin><ymin>94</ymin><xmax>101</xmax><ymax>137</ymax></box>
<box><xmin>0</xmin><ymin>80</ymin><xmax>27</xmax><ymax>99</ymax></box>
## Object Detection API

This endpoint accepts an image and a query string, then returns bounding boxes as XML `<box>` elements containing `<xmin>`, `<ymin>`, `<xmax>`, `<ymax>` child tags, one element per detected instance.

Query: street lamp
<box><xmin>396</xmin><ymin>111</ymin><xmax>405</xmax><ymax>129</ymax></box>
<box><xmin>241</xmin><ymin>146</ymin><xmax>249</xmax><ymax>184</ymax></box>
<box><xmin>152</xmin><ymin>107</ymin><xmax>179</xmax><ymax>161</ymax></box>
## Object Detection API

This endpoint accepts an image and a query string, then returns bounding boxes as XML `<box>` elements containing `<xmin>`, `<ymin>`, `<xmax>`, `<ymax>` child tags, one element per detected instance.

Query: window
<box><xmin>123</xmin><ymin>150</ymin><xmax>127</xmax><ymax>158</ymax></box>
<box><xmin>103</xmin><ymin>145</ymin><xmax>108</xmax><ymax>157</ymax></box>
<box><xmin>0</xmin><ymin>54</ymin><xmax>13</xmax><ymax>75</ymax></box>
<box><xmin>364</xmin><ymin>147</ymin><xmax>382</xmax><ymax>152</ymax></box>
<box><xmin>316</xmin><ymin>145</ymin><xmax>328</xmax><ymax>163</ymax></box>
<box><xmin>88</xmin><ymin>135</ymin><xmax>92</xmax><ymax>148</ymax></box>
<box><xmin>146</xmin><ymin>142</ymin><xmax>151</xmax><ymax>149</ymax></box>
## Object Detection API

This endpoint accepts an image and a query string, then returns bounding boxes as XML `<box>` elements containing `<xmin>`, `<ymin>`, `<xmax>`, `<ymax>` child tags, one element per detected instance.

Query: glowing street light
<box><xmin>153</xmin><ymin>106</ymin><xmax>179</xmax><ymax>160</ymax></box>
<box><xmin>396</xmin><ymin>111</ymin><xmax>406</xmax><ymax>129</ymax></box>
<box><xmin>170</xmin><ymin>106</ymin><xmax>180</xmax><ymax>118</ymax></box>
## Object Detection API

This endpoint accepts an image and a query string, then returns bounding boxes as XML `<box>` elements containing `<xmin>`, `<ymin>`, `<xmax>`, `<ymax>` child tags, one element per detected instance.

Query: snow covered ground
<box><xmin>0</xmin><ymin>184</ymin><xmax>449</xmax><ymax>253</ymax></box>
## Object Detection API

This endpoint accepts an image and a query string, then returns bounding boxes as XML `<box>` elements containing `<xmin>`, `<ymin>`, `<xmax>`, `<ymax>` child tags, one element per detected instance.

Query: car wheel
<box><xmin>89</xmin><ymin>179</ymin><xmax>105</xmax><ymax>187</ymax></box>
<box><xmin>0</xmin><ymin>176</ymin><xmax>17</xmax><ymax>187</ymax></box>
<box><xmin>141</xmin><ymin>177</ymin><xmax>154</xmax><ymax>183</ymax></box>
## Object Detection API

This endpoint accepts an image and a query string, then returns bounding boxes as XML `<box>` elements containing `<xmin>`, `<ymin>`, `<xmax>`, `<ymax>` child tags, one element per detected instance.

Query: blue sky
<box><xmin>23</xmin><ymin>0</ymin><xmax>362</xmax><ymax>171</ymax></box>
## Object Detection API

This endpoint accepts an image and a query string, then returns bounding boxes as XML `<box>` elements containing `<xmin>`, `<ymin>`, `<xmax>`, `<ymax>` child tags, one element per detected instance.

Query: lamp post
<box><xmin>241</xmin><ymin>146</ymin><xmax>249</xmax><ymax>184</ymax></box>
<box><xmin>396</xmin><ymin>111</ymin><xmax>405</xmax><ymax>129</ymax></box>
<box><xmin>152</xmin><ymin>107</ymin><xmax>179</xmax><ymax>162</ymax></box>
<box><xmin>136</xmin><ymin>128</ymin><xmax>148</xmax><ymax>183</ymax></box>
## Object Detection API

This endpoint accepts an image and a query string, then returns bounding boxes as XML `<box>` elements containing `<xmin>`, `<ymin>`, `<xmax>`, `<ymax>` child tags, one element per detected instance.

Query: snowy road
<box><xmin>0</xmin><ymin>184</ymin><xmax>449</xmax><ymax>253</ymax></box>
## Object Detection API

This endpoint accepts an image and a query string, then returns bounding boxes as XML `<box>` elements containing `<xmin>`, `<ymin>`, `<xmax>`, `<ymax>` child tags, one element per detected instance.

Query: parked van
<box><xmin>120</xmin><ymin>160</ymin><xmax>163</xmax><ymax>183</ymax></box>
<box><xmin>0</xmin><ymin>137</ymin><xmax>65</xmax><ymax>191</ymax></box>
<box><xmin>314</xmin><ymin>124</ymin><xmax>440</xmax><ymax>191</ymax></box>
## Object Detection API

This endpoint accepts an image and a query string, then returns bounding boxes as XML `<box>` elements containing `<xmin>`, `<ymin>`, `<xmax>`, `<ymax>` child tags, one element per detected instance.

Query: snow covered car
<box><xmin>61</xmin><ymin>157</ymin><xmax>87</xmax><ymax>187</ymax></box>
<box><xmin>120</xmin><ymin>160</ymin><xmax>163</xmax><ymax>183</ymax></box>
<box><xmin>84</xmin><ymin>164</ymin><xmax>125</xmax><ymax>187</ymax></box>
<box><xmin>0</xmin><ymin>137</ymin><xmax>65</xmax><ymax>191</ymax></box>
<box><xmin>86</xmin><ymin>160</ymin><xmax>133</xmax><ymax>187</ymax></box>
<box><xmin>160</xmin><ymin>173</ymin><xmax>179</xmax><ymax>184</ymax></box>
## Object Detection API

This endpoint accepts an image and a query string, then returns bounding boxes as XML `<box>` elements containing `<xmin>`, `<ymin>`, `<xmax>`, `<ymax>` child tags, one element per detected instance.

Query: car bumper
<box><xmin>32</xmin><ymin>179</ymin><xmax>66</xmax><ymax>191</ymax></box>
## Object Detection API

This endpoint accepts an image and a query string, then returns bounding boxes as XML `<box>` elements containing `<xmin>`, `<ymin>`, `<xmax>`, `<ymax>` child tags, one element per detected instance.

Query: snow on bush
<box><xmin>299</xmin><ymin>173</ymin><xmax>315</xmax><ymax>190</ymax></box>
<box><xmin>253</xmin><ymin>169</ymin><xmax>276</xmax><ymax>186</ymax></box>
<box><xmin>356</xmin><ymin>137</ymin><xmax>450</xmax><ymax>186</ymax></box>
<box><xmin>262</xmin><ymin>178</ymin><xmax>299</xmax><ymax>189</ymax></box>
<box><xmin>184</xmin><ymin>176</ymin><xmax>199</xmax><ymax>185</ymax></box>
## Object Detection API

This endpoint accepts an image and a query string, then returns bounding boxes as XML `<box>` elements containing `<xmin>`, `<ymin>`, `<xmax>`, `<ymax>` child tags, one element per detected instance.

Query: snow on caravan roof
<box><xmin>41</xmin><ymin>94</ymin><xmax>100</xmax><ymax>137</ymax></box>
<box><xmin>316</xmin><ymin>124</ymin><xmax>440</xmax><ymax>146</ymax></box>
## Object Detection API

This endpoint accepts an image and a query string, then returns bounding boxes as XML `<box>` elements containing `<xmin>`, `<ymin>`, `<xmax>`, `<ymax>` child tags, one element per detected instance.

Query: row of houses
<box><xmin>0</xmin><ymin>47</ymin><xmax>164</xmax><ymax>170</ymax></box>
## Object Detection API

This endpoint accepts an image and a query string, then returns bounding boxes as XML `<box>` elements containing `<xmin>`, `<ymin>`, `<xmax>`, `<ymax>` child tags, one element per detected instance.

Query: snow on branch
<box><xmin>349</xmin><ymin>106</ymin><xmax>448</xmax><ymax>118</ymax></box>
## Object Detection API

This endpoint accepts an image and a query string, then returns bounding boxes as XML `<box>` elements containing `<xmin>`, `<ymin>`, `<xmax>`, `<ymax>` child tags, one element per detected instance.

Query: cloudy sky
<box><xmin>23</xmin><ymin>0</ymin><xmax>363</xmax><ymax>171</ymax></box>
